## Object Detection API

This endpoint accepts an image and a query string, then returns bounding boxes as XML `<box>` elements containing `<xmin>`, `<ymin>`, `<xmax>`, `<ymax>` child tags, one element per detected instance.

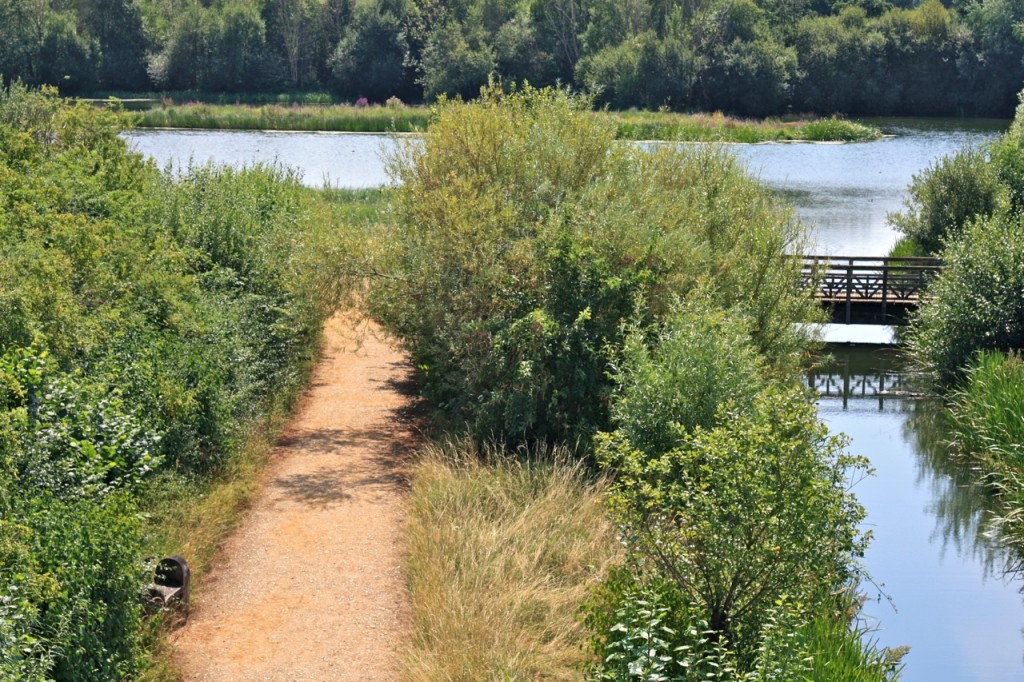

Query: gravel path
<box><xmin>171</xmin><ymin>314</ymin><xmax>415</xmax><ymax>681</ymax></box>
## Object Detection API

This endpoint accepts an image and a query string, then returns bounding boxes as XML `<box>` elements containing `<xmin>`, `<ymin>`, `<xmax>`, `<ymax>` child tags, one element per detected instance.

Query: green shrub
<box><xmin>371</xmin><ymin>85</ymin><xmax>818</xmax><ymax>445</ymax></box>
<box><xmin>908</xmin><ymin>211</ymin><xmax>1024</xmax><ymax>383</ymax></box>
<box><xmin>888</xmin><ymin>146</ymin><xmax>1001</xmax><ymax>255</ymax></box>
<box><xmin>610</xmin><ymin>299</ymin><xmax>767</xmax><ymax>459</ymax></box>
<box><xmin>0</xmin><ymin>83</ymin><xmax>358</xmax><ymax>678</ymax></box>
<box><xmin>598</xmin><ymin>384</ymin><xmax>867</xmax><ymax>658</ymax></box>
<box><xmin>0</xmin><ymin>349</ymin><xmax>148</xmax><ymax>680</ymax></box>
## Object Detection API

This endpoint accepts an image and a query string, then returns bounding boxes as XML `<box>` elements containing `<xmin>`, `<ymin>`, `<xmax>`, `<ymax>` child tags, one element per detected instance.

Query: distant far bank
<box><xmin>92</xmin><ymin>95</ymin><xmax>881</xmax><ymax>143</ymax></box>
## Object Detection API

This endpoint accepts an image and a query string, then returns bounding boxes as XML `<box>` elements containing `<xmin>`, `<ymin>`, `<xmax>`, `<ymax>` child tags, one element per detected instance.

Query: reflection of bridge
<box><xmin>798</xmin><ymin>256</ymin><xmax>943</xmax><ymax>325</ymax></box>
<box><xmin>807</xmin><ymin>370</ymin><xmax>908</xmax><ymax>397</ymax></box>
<box><xmin>807</xmin><ymin>369</ymin><xmax>911</xmax><ymax>409</ymax></box>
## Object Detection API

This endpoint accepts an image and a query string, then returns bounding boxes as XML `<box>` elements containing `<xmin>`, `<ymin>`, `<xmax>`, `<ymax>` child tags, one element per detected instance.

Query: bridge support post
<box><xmin>881</xmin><ymin>265</ymin><xmax>889</xmax><ymax>322</ymax></box>
<box><xmin>845</xmin><ymin>259</ymin><xmax>853</xmax><ymax>325</ymax></box>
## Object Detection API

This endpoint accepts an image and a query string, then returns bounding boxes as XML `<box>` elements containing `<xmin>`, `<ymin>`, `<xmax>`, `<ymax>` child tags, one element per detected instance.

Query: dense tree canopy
<box><xmin>2</xmin><ymin>0</ymin><xmax>1024</xmax><ymax>116</ymax></box>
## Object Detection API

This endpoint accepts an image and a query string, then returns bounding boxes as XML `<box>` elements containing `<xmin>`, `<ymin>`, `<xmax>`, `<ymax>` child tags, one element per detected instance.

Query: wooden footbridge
<box><xmin>797</xmin><ymin>255</ymin><xmax>943</xmax><ymax>325</ymax></box>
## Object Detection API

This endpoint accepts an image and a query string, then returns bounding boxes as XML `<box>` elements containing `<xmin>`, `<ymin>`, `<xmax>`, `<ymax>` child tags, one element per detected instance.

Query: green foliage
<box><xmin>135</xmin><ymin>101</ymin><xmax>431</xmax><ymax>132</ymax></box>
<box><xmin>599</xmin><ymin>381</ymin><xmax>867</xmax><ymax>656</ymax></box>
<box><xmin>947</xmin><ymin>350</ymin><xmax>1024</xmax><ymax>562</ymax></box>
<box><xmin>889</xmin><ymin>147</ymin><xmax>1002</xmax><ymax>255</ymax></box>
<box><xmin>908</xmin><ymin>211</ymin><xmax>1024</xmax><ymax>383</ymax></box>
<box><xmin>610</xmin><ymin>301</ymin><xmax>766</xmax><ymax>459</ymax></box>
<box><xmin>0</xmin><ymin>83</ymin><xmax>356</xmax><ymax>678</ymax></box>
<box><xmin>2</xmin><ymin>0</ymin><xmax>1024</xmax><ymax>114</ymax></box>
<box><xmin>886</xmin><ymin>235</ymin><xmax>923</xmax><ymax>258</ymax></box>
<box><xmin>950</xmin><ymin>350</ymin><xmax>1024</xmax><ymax>470</ymax></box>
<box><xmin>329</xmin><ymin>1</ymin><xmax>412</xmax><ymax>102</ymax></box>
<box><xmin>371</xmin><ymin>86</ymin><xmax>818</xmax><ymax>444</ymax></box>
<box><xmin>418</xmin><ymin>21</ymin><xmax>496</xmax><ymax>101</ymax></box>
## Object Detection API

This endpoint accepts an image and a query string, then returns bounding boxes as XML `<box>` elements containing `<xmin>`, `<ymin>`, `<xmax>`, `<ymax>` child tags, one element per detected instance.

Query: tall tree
<box><xmin>78</xmin><ymin>0</ymin><xmax>150</xmax><ymax>89</ymax></box>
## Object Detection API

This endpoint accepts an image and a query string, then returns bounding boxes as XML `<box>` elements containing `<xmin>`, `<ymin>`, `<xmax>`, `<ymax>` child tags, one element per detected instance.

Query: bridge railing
<box><xmin>795</xmin><ymin>255</ymin><xmax>943</xmax><ymax>324</ymax></box>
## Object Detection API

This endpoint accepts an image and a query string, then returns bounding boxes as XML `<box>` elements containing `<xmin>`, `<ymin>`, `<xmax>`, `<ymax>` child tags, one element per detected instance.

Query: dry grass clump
<box><xmin>404</xmin><ymin>440</ymin><xmax>620</xmax><ymax>681</ymax></box>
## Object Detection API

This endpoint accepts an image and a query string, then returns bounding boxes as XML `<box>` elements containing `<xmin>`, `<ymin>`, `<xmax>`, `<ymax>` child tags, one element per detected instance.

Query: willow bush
<box><xmin>908</xmin><ymin>211</ymin><xmax>1024</xmax><ymax>383</ymax></box>
<box><xmin>370</xmin><ymin>85</ymin><xmax>819</xmax><ymax>445</ymax></box>
<box><xmin>889</xmin><ymin>147</ymin><xmax>1001</xmax><ymax>255</ymax></box>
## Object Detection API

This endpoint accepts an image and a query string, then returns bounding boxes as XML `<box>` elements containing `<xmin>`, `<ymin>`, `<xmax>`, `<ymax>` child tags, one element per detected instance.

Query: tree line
<box><xmin>1</xmin><ymin>0</ymin><xmax>1023</xmax><ymax>116</ymax></box>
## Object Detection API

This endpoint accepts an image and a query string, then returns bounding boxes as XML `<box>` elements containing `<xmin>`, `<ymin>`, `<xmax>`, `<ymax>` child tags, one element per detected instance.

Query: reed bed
<box><xmin>404</xmin><ymin>440</ymin><xmax>620</xmax><ymax>681</ymax></box>
<box><xmin>952</xmin><ymin>350</ymin><xmax>1024</xmax><ymax>470</ymax></box>
<box><xmin>129</xmin><ymin>99</ymin><xmax>879</xmax><ymax>142</ymax></box>
<box><xmin>134</xmin><ymin>102</ymin><xmax>430</xmax><ymax>132</ymax></box>
<box><xmin>950</xmin><ymin>350</ymin><xmax>1024</xmax><ymax>553</ymax></box>
<box><xmin>610</xmin><ymin>110</ymin><xmax>880</xmax><ymax>142</ymax></box>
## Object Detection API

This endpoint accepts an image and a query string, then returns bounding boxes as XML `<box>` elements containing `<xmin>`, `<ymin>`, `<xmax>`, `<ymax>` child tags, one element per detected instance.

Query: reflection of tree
<box><xmin>902</xmin><ymin>399</ymin><xmax>1020</xmax><ymax>578</ymax></box>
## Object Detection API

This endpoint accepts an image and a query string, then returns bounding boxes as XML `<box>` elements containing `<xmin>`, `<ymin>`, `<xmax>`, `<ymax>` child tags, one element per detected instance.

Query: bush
<box><xmin>888</xmin><ymin>147</ymin><xmax>1001</xmax><ymax>255</ymax></box>
<box><xmin>371</xmin><ymin>85</ymin><xmax>818</xmax><ymax>445</ymax></box>
<box><xmin>908</xmin><ymin>212</ymin><xmax>1024</xmax><ymax>383</ymax></box>
<box><xmin>610</xmin><ymin>299</ymin><xmax>767</xmax><ymax>459</ymax></box>
<box><xmin>598</xmin><ymin>380</ymin><xmax>868</xmax><ymax>659</ymax></box>
<box><xmin>0</xmin><ymin>84</ymin><xmax>357</xmax><ymax>678</ymax></box>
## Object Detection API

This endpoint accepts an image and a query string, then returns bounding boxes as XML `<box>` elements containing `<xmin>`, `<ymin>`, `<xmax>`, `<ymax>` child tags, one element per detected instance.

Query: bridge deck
<box><xmin>798</xmin><ymin>255</ymin><xmax>942</xmax><ymax>325</ymax></box>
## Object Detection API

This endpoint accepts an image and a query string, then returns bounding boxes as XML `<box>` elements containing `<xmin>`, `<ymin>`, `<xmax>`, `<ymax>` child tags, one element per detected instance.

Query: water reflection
<box><xmin>807</xmin><ymin>348</ymin><xmax>910</xmax><ymax>410</ymax></box>
<box><xmin>811</xmin><ymin>346</ymin><xmax>1024</xmax><ymax>681</ymax></box>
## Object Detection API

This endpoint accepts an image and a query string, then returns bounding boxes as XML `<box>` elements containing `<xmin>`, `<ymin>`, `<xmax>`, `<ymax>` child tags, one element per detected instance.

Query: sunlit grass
<box><xmin>951</xmin><ymin>350</ymin><xmax>1024</xmax><ymax>471</ymax></box>
<box><xmin>128</xmin><ymin>99</ymin><xmax>879</xmax><ymax>142</ymax></box>
<box><xmin>404</xmin><ymin>439</ymin><xmax>620</xmax><ymax>681</ymax></box>
<box><xmin>134</xmin><ymin>102</ymin><xmax>430</xmax><ymax>133</ymax></box>
<box><xmin>608</xmin><ymin>110</ymin><xmax>881</xmax><ymax>142</ymax></box>
<box><xmin>949</xmin><ymin>351</ymin><xmax>1024</xmax><ymax>554</ymax></box>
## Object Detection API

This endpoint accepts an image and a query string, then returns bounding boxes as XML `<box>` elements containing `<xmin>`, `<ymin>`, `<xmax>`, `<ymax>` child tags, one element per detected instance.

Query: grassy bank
<box><xmin>404</xmin><ymin>440</ymin><xmax>619</xmax><ymax>680</ymax></box>
<box><xmin>133</xmin><ymin>101</ymin><xmax>431</xmax><ymax>133</ymax></box>
<box><xmin>124</xmin><ymin>98</ymin><xmax>880</xmax><ymax>141</ymax></box>
<box><xmin>609</xmin><ymin>109</ymin><xmax>882</xmax><ymax>142</ymax></box>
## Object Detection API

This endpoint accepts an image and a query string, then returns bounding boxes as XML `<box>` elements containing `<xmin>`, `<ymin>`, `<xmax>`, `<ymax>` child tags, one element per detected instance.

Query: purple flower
<box><xmin>355</xmin><ymin>97</ymin><xmax>369</xmax><ymax>108</ymax></box>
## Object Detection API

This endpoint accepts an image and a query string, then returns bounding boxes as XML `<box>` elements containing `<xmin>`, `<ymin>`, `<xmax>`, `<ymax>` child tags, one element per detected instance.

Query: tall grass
<box><xmin>949</xmin><ymin>351</ymin><xmax>1024</xmax><ymax>554</ymax></box>
<box><xmin>404</xmin><ymin>440</ymin><xmax>620</xmax><ymax>681</ymax></box>
<box><xmin>797</xmin><ymin>597</ymin><xmax>907</xmax><ymax>681</ymax></box>
<box><xmin>128</xmin><ymin>98</ymin><xmax>879</xmax><ymax>142</ymax></box>
<box><xmin>951</xmin><ymin>350</ymin><xmax>1024</xmax><ymax>468</ymax></box>
<box><xmin>134</xmin><ymin>102</ymin><xmax>430</xmax><ymax>132</ymax></box>
<box><xmin>609</xmin><ymin>110</ymin><xmax>880</xmax><ymax>142</ymax></box>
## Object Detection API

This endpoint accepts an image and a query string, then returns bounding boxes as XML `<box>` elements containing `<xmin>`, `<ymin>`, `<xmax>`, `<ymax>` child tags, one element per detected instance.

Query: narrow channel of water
<box><xmin>813</xmin><ymin>347</ymin><xmax>1024</xmax><ymax>681</ymax></box>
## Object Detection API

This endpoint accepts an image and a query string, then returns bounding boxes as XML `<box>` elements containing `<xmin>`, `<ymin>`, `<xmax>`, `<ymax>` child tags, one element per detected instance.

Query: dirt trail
<box><xmin>171</xmin><ymin>314</ymin><xmax>415</xmax><ymax>681</ymax></box>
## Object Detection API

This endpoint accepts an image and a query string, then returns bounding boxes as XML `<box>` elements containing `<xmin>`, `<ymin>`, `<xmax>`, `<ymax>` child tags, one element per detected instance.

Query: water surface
<box><xmin>126</xmin><ymin>120</ymin><xmax>1006</xmax><ymax>255</ymax></box>
<box><xmin>127</xmin><ymin>129</ymin><xmax>394</xmax><ymax>188</ymax></box>
<box><xmin>814</xmin><ymin>348</ymin><xmax>1024</xmax><ymax>681</ymax></box>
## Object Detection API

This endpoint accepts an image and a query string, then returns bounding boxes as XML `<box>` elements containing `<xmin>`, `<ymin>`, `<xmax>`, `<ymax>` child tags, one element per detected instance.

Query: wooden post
<box><xmin>881</xmin><ymin>259</ymin><xmax>889</xmax><ymax>322</ymax></box>
<box><xmin>845</xmin><ymin>258</ymin><xmax>853</xmax><ymax>325</ymax></box>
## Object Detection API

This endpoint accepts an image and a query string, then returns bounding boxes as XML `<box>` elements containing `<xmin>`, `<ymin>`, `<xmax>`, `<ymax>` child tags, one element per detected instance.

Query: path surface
<box><xmin>171</xmin><ymin>314</ymin><xmax>415</xmax><ymax>681</ymax></box>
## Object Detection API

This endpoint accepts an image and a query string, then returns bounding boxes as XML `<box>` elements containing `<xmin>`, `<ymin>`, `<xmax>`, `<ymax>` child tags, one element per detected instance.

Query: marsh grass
<box><xmin>609</xmin><ymin>110</ymin><xmax>880</xmax><ymax>142</ymax></box>
<box><xmin>951</xmin><ymin>351</ymin><xmax>1024</xmax><ymax>478</ymax></box>
<box><xmin>129</xmin><ymin>98</ymin><xmax>878</xmax><ymax>142</ymax></box>
<box><xmin>404</xmin><ymin>439</ymin><xmax>620</xmax><ymax>681</ymax></box>
<box><xmin>947</xmin><ymin>351</ymin><xmax>1024</xmax><ymax>556</ymax></box>
<box><xmin>797</xmin><ymin>598</ymin><xmax>907</xmax><ymax>681</ymax></box>
<box><xmin>134</xmin><ymin>102</ymin><xmax>430</xmax><ymax>132</ymax></box>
